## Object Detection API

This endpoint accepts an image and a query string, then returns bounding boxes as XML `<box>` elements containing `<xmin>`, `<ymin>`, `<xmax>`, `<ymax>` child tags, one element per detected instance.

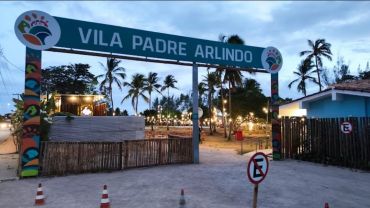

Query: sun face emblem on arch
<box><xmin>261</xmin><ymin>47</ymin><xmax>283</xmax><ymax>74</ymax></box>
<box><xmin>15</xmin><ymin>10</ymin><xmax>61</xmax><ymax>50</ymax></box>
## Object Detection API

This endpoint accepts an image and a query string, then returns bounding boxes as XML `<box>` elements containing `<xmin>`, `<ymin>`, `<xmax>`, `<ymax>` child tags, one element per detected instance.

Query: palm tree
<box><xmin>198</xmin><ymin>82</ymin><xmax>207</xmax><ymax>105</ymax></box>
<box><xmin>161</xmin><ymin>75</ymin><xmax>178</xmax><ymax>130</ymax></box>
<box><xmin>218</xmin><ymin>34</ymin><xmax>245</xmax><ymax>140</ymax></box>
<box><xmin>122</xmin><ymin>73</ymin><xmax>148</xmax><ymax>115</ymax></box>
<box><xmin>300</xmin><ymin>39</ymin><xmax>332</xmax><ymax>92</ymax></box>
<box><xmin>143</xmin><ymin>72</ymin><xmax>162</xmax><ymax>110</ymax></box>
<box><xmin>203</xmin><ymin>70</ymin><xmax>218</xmax><ymax>135</ymax></box>
<box><xmin>215</xmin><ymin>67</ymin><xmax>227</xmax><ymax>138</ymax></box>
<box><xmin>96</xmin><ymin>58</ymin><xmax>126</xmax><ymax>115</ymax></box>
<box><xmin>198</xmin><ymin>82</ymin><xmax>207</xmax><ymax>131</ymax></box>
<box><xmin>288</xmin><ymin>59</ymin><xmax>317</xmax><ymax>96</ymax></box>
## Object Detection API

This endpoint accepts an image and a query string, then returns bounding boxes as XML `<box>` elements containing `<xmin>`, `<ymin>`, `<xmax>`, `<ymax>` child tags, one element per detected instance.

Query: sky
<box><xmin>1</xmin><ymin>1</ymin><xmax>370</xmax><ymax>115</ymax></box>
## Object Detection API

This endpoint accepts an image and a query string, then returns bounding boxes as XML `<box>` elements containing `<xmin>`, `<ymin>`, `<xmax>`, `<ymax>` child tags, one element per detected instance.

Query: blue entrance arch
<box><xmin>15</xmin><ymin>10</ymin><xmax>283</xmax><ymax>177</ymax></box>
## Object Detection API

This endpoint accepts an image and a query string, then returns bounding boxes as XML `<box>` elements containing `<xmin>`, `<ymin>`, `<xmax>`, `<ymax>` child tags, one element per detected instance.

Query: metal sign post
<box><xmin>247</xmin><ymin>152</ymin><xmax>269</xmax><ymax>208</ymax></box>
<box><xmin>252</xmin><ymin>184</ymin><xmax>259</xmax><ymax>208</ymax></box>
<box><xmin>192</xmin><ymin>62</ymin><xmax>199</xmax><ymax>164</ymax></box>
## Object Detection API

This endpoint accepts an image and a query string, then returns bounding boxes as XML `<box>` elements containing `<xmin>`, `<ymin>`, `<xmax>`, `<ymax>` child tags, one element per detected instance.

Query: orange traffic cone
<box><xmin>100</xmin><ymin>185</ymin><xmax>110</xmax><ymax>208</ymax></box>
<box><xmin>35</xmin><ymin>183</ymin><xmax>45</xmax><ymax>206</ymax></box>
<box><xmin>324</xmin><ymin>202</ymin><xmax>329</xmax><ymax>208</ymax></box>
<box><xmin>179</xmin><ymin>189</ymin><xmax>186</xmax><ymax>206</ymax></box>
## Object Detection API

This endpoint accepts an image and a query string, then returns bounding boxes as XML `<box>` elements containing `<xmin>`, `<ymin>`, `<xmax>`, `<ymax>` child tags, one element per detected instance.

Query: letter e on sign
<box><xmin>247</xmin><ymin>152</ymin><xmax>269</xmax><ymax>185</ymax></box>
<box><xmin>340</xmin><ymin>121</ymin><xmax>352</xmax><ymax>134</ymax></box>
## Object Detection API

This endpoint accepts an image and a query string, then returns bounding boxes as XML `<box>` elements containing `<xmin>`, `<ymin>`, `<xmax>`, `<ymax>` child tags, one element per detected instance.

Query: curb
<box><xmin>0</xmin><ymin>177</ymin><xmax>19</xmax><ymax>183</ymax></box>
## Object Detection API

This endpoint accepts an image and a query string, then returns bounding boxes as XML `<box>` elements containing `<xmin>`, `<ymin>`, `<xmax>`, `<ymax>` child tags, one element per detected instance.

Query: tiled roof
<box><xmin>330</xmin><ymin>79</ymin><xmax>370</xmax><ymax>93</ymax></box>
<box><xmin>280</xmin><ymin>79</ymin><xmax>370</xmax><ymax>106</ymax></box>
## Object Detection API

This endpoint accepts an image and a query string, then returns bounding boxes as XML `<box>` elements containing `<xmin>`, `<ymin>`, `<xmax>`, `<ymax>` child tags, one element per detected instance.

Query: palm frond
<box><xmin>113</xmin><ymin>77</ymin><xmax>122</xmax><ymax>90</ymax></box>
<box><xmin>299</xmin><ymin>50</ymin><xmax>312</xmax><ymax>56</ymax></box>
<box><xmin>121</xmin><ymin>94</ymin><xmax>131</xmax><ymax>103</ymax></box>
<box><xmin>308</xmin><ymin>39</ymin><xmax>315</xmax><ymax>48</ymax></box>
<box><xmin>288</xmin><ymin>78</ymin><xmax>299</xmax><ymax>89</ymax></box>
<box><xmin>321</xmin><ymin>53</ymin><xmax>333</xmax><ymax>61</ymax></box>
<box><xmin>95</xmin><ymin>74</ymin><xmax>104</xmax><ymax>79</ymax></box>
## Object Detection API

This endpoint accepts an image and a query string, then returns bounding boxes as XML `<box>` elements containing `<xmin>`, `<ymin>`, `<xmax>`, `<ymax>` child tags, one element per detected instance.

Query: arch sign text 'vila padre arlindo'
<box><xmin>15</xmin><ymin>10</ymin><xmax>283</xmax><ymax>71</ymax></box>
<box><xmin>15</xmin><ymin>10</ymin><xmax>283</xmax><ymax>177</ymax></box>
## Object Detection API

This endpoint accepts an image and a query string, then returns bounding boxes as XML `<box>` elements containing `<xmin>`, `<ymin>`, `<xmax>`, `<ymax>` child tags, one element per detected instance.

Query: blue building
<box><xmin>279</xmin><ymin>79</ymin><xmax>370</xmax><ymax>118</ymax></box>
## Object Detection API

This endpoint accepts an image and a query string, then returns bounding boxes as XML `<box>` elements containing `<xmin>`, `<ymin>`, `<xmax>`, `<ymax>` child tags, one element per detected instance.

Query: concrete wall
<box><xmin>307</xmin><ymin>95</ymin><xmax>369</xmax><ymax>118</ymax></box>
<box><xmin>49</xmin><ymin>116</ymin><xmax>145</xmax><ymax>141</ymax></box>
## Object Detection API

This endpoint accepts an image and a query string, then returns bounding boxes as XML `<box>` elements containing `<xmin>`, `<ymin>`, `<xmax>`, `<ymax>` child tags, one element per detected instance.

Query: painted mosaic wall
<box><xmin>271</xmin><ymin>73</ymin><xmax>281</xmax><ymax>160</ymax></box>
<box><xmin>21</xmin><ymin>48</ymin><xmax>41</xmax><ymax>177</ymax></box>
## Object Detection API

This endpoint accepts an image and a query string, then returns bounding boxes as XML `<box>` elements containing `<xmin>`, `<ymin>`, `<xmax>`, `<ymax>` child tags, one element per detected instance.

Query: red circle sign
<box><xmin>247</xmin><ymin>152</ymin><xmax>269</xmax><ymax>185</ymax></box>
<box><xmin>340</xmin><ymin>121</ymin><xmax>352</xmax><ymax>134</ymax></box>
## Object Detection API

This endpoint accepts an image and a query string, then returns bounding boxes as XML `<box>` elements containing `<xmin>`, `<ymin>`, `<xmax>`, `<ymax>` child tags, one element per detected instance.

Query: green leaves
<box><xmin>42</xmin><ymin>63</ymin><xmax>97</xmax><ymax>94</ymax></box>
<box><xmin>299</xmin><ymin>38</ymin><xmax>333</xmax><ymax>92</ymax></box>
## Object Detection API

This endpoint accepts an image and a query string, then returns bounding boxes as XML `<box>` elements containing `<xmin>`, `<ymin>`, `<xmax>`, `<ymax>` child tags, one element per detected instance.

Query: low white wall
<box><xmin>279</xmin><ymin>102</ymin><xmax>307</xmax><ymax>117</ymax></box>
<box><xmin>49</xmin><ymin>116</ymin><xmax>145</xmax><ymax>141</ymax></box>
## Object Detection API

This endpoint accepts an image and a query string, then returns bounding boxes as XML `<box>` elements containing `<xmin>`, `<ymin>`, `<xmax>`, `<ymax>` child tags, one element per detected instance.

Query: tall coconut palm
<box><xmin>288</xmin><ymin>59</ymin><xmax>317</xmax><ymax>96</ymax></box>
<box><xmin>300</xmin><ymin>39</ymin><xmax>332</xmax><ymax>92</ymax></box>
<box><xmin>218</xmin><ymin>34</ymin><xmax>245</xmax><ymax>140</ymax></box>
<box><xmin>96</xmin><ymin>58</ymin><xmax>126</xmax><ymax>115</ymax></box>
<box><xmin>198</xmin><ymin>82</ymin><xmax>207</xmax><ymax>104</ymax></box>
<box><xmin>143</xmin><ymin>72</ymin><xmax>162</xmax><ymax>110</ymax></box>
<box><xmin>203</xmin><ymin>70</ymin><xmax>218</xmax><ymax>135</ymax></box>
<box><xmin>198</xmin><ymin>82</ymin><xmax>207</xmax><ymax>131</ymax></box>
<box><xmin>215</xmin><ymin>67</ymin><xmax>227</xmax><ymax>138</ymax></box>
<box><xmin>122</xmin><ymin>73</ymin><xmax>148</xmax><ymax>115</ymax></box>
<box><xmin>161</xmin><ymin>75</ymin><xmax>178</xmax><ymax>130</ymax></box>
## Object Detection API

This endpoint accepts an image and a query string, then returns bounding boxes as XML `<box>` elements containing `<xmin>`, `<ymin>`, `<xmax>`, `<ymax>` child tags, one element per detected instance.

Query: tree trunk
<box><xmin>315</xmin><ymin>56</ymin><xmax>322</xmax><ymax>92</ymax></box>
<box><xmin>208</xmin><ymin>88</ymin><xmax>213</xmax><ymax>135</ymax></box>
<box><xmin>167</xmin><ymin>89</ymin><xmax>169</xmax><ymax>131</ymax></box>
<box><xmin>212</xmin><ymin>92</ymin><xmax>216</xmax><ymax>133</ymax></box>
<box><xmin>135</xmin><ymin>96</ymin><xmax>139</xmax><ymax>115</ymax></box>
<box><xmin>149</xmin><ymin>91</ymin><xmax>154</xmax><ymax>131</ymax></box>
<box><xmin>227</xmin><ymin>82</ymin><xmax>232</xmax><ymax>141</ymax></box>
<box><xmin>149</xmin><ymin>92</ymin><xmax>152</xmax><ymax>110</ymax></box>
<box><xmin>221</xmin><ymin>85</ymin><xmax>227</xmax><ymax>138</ymax></box>
<box><xmin>109</xmin><ymin>83</ymin><xmax>114</xmax><ymax>116</ymax></box>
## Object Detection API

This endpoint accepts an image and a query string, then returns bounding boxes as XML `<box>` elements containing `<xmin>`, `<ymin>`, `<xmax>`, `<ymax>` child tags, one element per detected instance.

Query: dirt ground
<box><xmin>0</xmin><ymin>154</ymin><xmax>18</xmax><ymax>181</ymax></box>
<box><xmin>0</xmin><ymin>121</ymin><xmax>17</xmax><ymax>155</ymax></box>
<box><xmin>0</xmin><ymin>128</ymin><xmax>19</xmax><ymax>181</ymax></box>
<box><xmin>0</xmin><ymin>136</ymin><xmax>17</xmax><ymax>155</ymax></box>
<box><xmin>201</xmin><ymin>130</ymin><xmax>270</xmax><ymax>154</ymax></box>
<box><xmin>1</xmin><ymin>146</ymin><xmax>369</xmax><ymax>208</ymax></box>
<box><xmin>164</xmin><ymin>127</ymin><xmax>271</xmax><ymax>155</ymax></box>
<box><xmin>2</xmin><ymin>127</ymin><xmax>369</xmax><ymax>207</ymax></box>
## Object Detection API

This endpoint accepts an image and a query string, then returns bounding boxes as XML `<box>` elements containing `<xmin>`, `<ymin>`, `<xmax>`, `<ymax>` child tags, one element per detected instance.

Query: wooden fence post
<box><xmin>119</xmin><ymin>141</ymin><xmax>123</xmax><ymax>170</ymax></box>
<box><xmin>159</xmin><ymin>140</ymin><xmax>162</xmax><ymax>165</ymax></box>
<box><xmin>77</xmin><ymin>142</ymin><xmax>81</xmax><ymax>174</ymax></box>
<box><xmin>124</xmin><ymin>140</ymin><xmax>128</xmax><ymax>169</ymax></box>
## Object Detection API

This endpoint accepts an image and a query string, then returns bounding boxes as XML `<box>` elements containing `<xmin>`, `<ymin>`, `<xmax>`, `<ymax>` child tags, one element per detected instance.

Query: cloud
<box><xmin>352</xmin><ymin>48</ymin><xmax>370</xmax><ymax>53</ymax></box>
<box><xmin>1</xmin><ymin>1</ymin><xmax>370</xmax><ymax>114</ymax></box>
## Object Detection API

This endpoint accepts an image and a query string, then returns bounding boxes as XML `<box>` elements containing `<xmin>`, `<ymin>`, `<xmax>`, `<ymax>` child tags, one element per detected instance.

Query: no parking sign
<box><xmin>340</xmin><ymin>121</ymin><xmax>352</xmax><ymax>134</ymax></box>
<box><xmin>247</xmin><ymin>152</ymin><xmax>269</xmax><ymax>184</ymax></box>
<box><xmin>247</xmin><ymin>152</ymin><xmax>269</xmax><ymax>208</ymax></box>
